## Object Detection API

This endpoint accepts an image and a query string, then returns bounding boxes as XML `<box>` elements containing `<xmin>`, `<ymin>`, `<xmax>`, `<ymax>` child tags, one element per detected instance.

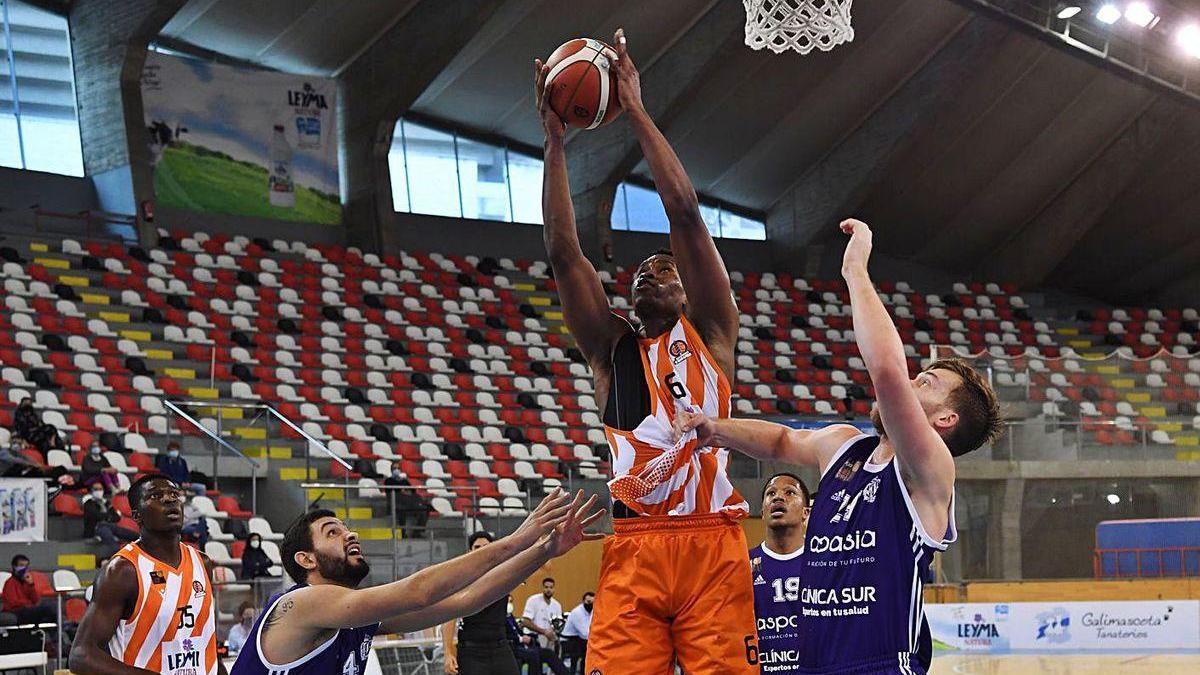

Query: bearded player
<box><xmin>70</xmin><ymin>474</ymin><xmax>227</xmax><ymax>675</ymax></box>
<box><xmin>749</xmin><ymin>473</ymin><xmax>811</xmax><ymax>674</ymax></box>
<box><xmin>230</xmin><ymin>489</ymin><xmax>601</xmax><ymax>675</ymax></box>
<box><xmin>674</xmin><ymin>219</ymin><xmax>1002</xmax><ymax>674</ymax></box>
<box><xmin>536</xmin><ymin>29</ymin><xmax>757</xmax><ymax>674</ymax></box>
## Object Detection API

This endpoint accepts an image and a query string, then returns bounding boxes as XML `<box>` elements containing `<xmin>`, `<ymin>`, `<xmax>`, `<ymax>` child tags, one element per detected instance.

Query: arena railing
<box><xmin>1093</xmin><ymin>546</ymin><xmax>1200</xmax><ymax>579</ymax></box>
<box><xmin>163</xmin><ymin>399</ymin><xmax>263</xmax><ymax>513</ymax></box>
<box><xmin>300</xmin><ymin>481</ymin><xmax>476</xmax><ymax>578</ymax></box>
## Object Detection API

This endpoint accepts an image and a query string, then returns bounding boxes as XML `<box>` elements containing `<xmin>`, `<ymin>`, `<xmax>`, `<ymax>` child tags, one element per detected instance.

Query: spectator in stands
<box><xmin>239</xmin><ymin>533</ymin><xmax>274</xmax><ymax>580</ymax></box>
<box><xmin>82</xmin><ymin>485</ymin><xmax>137</xmax><ymax>553</ymax></box>
<box><xmin>384</xmin><ymin>462</ymin><xmax>431</xmax><ymax>538</ymax></box>
<box><xmin>560</xmin><ymin>592</ymin><xmax>594</xmax><ymax>674</ymax></box>
<box><xmin>12</xmin><ymin>396</ymin><xmax>63</xmax><ymax>455</ymax></box>
<box><xmin>180</xmin><ymin>493</ymin><xmax>209</xmax><ymax>549</ymax></box>
<box><xmin>521</xmin><ymin>577</ymin><xmax>562</xmax><ymax>649</ymax></box>
<box><xmin>0</xmin><ymin>437</ymin><xmax>70</xmax><ymax>486</ymax></box>
<box><xmin>225</xmin><ymin>601</ymin><xmax>257</xmax><ymax>653</ymax></box>
<box><xmin>1</xmin><ymin>555</ymin><xmax>54</xmax><ymax>624</ymax></box>
<box><xmin>508</xmin><ymin>598</ymin><xmax>568</xmax><ymax>675</ymax></box>
<box><xmin>155</xmin><ymin>441</ymin><xmax>205</xmax><ymax>496</ymax></box>
<box><xmin>79</xmin><ymin>441</ymin><xmax>120</xmax><ymax>496</ymax></box>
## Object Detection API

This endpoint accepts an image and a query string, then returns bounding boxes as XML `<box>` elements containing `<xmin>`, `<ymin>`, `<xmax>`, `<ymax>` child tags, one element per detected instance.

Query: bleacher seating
<box><xmin>2</xmin><ymin>226</ymin><xmax>1198</xmax><ymax>610</ymax></box>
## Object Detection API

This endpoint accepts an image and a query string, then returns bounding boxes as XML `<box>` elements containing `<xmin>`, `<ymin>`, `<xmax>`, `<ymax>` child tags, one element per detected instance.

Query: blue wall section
<box><xmin>1095</xmin><ymin>518</ymin><xmax>1200</xmax><ymax>578</ymax></box>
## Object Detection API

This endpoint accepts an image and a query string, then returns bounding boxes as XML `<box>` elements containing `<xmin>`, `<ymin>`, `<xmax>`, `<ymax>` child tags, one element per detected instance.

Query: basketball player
<box><xmin>69</xmin><ymin>474</ymin><xmax>226</xmax><ymax>675</ymax></box>
<box><xmin>229</xmin><ymin>489</ymin><xmax>601</xmax><ymax>675</ymax></box>
<box><xmin>535</xmin><ymin>29</ymin><xmax>758</xmax><ymax>674</ymax></box>
<box><xmin>673</xmin><ymin>219</ymin><xmax>1003</xmax><ymax>674</ymax></box>
<box><xmin>748</xmin><ymin>473</ymin><xmax>810</xmax><ymax>674</ymax></box>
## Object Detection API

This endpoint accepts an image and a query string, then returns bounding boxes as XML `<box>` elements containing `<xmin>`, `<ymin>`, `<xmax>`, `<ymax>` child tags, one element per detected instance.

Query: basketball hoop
<box><xmin>743</xmin><ymin>0</ymin><xmax>855</xmax><ymax>55</ymax></box>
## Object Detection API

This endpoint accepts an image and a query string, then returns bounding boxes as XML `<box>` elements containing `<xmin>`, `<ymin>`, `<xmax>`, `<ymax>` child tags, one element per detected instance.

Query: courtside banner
<box><xmin>928</xmin><ymin>601</ymin><xmax>1200</xmax><ymax>652</ymax></box>
<box><xmin>0</xmin><ymin>479</ymin><xmax>47</xmax><ymax>542</ymax></box>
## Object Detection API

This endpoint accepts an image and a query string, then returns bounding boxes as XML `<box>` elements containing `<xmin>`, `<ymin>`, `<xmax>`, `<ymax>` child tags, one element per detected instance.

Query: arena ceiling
<box><xmin>155</xmin><ymin>0</ymin><xmax>1200</xmax><ymax>304</ymax></box>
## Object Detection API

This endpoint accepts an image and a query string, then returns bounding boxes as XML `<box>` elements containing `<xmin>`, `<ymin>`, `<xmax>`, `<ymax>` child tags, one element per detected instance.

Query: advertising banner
<box><xmin>0</xmin><ymin>479</ymin><xmax>47</xmax><ymax>542</ymax></box>
<box><xmin>927</xmin><ymin>601</ymin><xmax>1200</xmax><ymax>652</ymax></box>
<box><xmin>140</xmin><ymin>52</ymin><xmax>341</xmax><ymax>224</ymax></box>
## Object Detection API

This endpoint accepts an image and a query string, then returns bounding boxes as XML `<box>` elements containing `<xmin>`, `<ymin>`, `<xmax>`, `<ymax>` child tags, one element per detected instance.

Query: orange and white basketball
<box><xmin>544</xmin><ymin>38</ymin><xmax>622</xmax><ymax>130</ymax></box>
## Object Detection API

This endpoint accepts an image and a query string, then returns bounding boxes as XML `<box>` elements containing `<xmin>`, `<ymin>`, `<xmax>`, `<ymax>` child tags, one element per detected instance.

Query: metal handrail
<box><xmin>164</xmin><ymin>398</ymin><xmax>354</xmax><ymax>470</ymax></box>
<box><xmin>163</xmin><ymin>399</ymin><xmax>261</xmax><ymax>513</ymax></box>
<box><xmin>267</xmin><ymin>407</ymin><xmax>354</xmax><ymax>471</ymax></box>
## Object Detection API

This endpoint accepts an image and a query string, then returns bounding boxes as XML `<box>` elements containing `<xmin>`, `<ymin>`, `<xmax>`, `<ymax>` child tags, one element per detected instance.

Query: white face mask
<box><xmin>249</xmin><ymin>540</ymin><xmax>260</xmax><ymax>549</ymax></box>
<box><xmin>92</xmin><ymin>490</ymin><xmax>105</xmax><ymax>500</ymax></box>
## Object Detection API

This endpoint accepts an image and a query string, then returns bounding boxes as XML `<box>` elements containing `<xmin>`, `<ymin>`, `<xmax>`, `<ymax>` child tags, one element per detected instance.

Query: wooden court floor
<box><xmin>931</xmin><ymin>652</ymin><xmax>1200</xmax><ymax>674</ymax></box>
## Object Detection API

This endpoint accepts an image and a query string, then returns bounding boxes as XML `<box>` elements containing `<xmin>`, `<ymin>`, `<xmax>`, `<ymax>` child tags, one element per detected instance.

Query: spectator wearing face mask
<box><xmin>79</xmin><ymin>442</ymin><xmax>120</xmax><ymax>495</ymax></box>
<box><xmin>383</xmin><ymin>462</ymin><xmax>431</xmax><ymax>538</ymax></box>
<box><xmin>155</xmin><ymin>441</ymin><xmax>205</xmax><ymax>496</ymax></box>
<box><xmin>226</xmin><ymin>601</ymin><xmax>257</xmax><ymax>653</ymax></box>
<box><xmin>239</xmin><ymin>533</ymin><xmax>274</xmax><ymax>580</ymax></box>
<box><xmin>560</xmin><ymin>592</ymin><xmax>595</xmax><ymax>674</ymax></box>
<box><xmin>82</xmin><ymin>486</ymin><xmax>138</xmax><ymax>553</ymax></box>
<box><xmin>1</xmin><ymin>555</ymin><xmax>55</xmax><ymax>624</ymax></box>
<box><xmin>12</xmin><ymin>397</ymin><xmax>63</xmax><ymax>455</ymax></box>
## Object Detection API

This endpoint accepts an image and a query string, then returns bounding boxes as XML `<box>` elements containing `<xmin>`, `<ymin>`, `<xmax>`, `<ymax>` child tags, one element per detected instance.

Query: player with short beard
<box><xmin>230</xmin><ymin>489</ymin><xmax>602</xmax><ymax>675</ymax></box>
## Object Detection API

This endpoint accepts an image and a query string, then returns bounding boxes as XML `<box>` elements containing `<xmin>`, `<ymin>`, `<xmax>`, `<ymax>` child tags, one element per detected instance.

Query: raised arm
<box><xmin>673</xmin><ymin>412</ymin><xmax>861</xmax><ymax>475</ymax></box>
<box><xmin>280</xmin><ymin>490</ymin><xmax>576</xmax><ymax>631</ymax></box>
<box><xmin>69</xmin><ymin>558</ymin><xmax>157</xmax><ymax>675</ymax></box>
<box><xmin>535</xmin><ymin>58</ymin><xmax>625</xmax><ymax>365</ymax></box>
<box><xmin>839</xmin><ymin>219</ymin><xmax>954</xmax><ymax>501</ymax></box>
<box><xmin>611</xmin><ymin>29</ymin><xmax>738</xmax><ymax>342</ymax></box>
<box><xmin>382</xmin><ymin>494</ymin><xmax>602</xmax><ymax>634</ymax></box>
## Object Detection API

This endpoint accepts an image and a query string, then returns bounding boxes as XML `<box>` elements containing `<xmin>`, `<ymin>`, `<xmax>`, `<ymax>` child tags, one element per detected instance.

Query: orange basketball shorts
<box><xmin>586</xmin><ymin>512</ymin><xmax>759</xmax><ymax>675</ymax></box>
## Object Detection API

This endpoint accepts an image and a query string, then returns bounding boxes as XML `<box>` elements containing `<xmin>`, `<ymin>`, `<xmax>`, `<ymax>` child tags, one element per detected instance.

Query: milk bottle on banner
<box><xmin>268</xmin><ymin>124</ymin><xmax>296</xmax><ymax>208</ymax></box>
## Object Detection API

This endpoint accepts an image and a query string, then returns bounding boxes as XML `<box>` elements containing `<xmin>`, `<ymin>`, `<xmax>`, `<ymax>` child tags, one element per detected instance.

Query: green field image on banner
<box><xmin>155</xmin><ymin>144</ymin><xmax>340</xmax><ymax>225</ymax></box>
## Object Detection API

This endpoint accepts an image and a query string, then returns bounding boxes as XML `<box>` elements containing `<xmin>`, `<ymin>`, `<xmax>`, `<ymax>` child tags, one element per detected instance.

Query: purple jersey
<box><xmin>750</xmin><ymin>542</ymin><xmax>805</xmax><ymax>674</ymax></box>
<box><xmin>798</xmin><ymin>434</ymin><xmax>955</xmax><ymax>674</ymax></box>
<box><xmin>230</xmin><ymin>584</ymin><xmax>379</xmax><ymax>675</ymax></box>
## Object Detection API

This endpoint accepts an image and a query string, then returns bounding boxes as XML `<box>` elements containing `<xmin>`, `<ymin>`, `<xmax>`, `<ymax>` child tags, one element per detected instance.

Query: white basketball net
<box><xmin>743</xmin><ymin>0</ymin><xmax>855</xmax><ymax>55</ymax></box>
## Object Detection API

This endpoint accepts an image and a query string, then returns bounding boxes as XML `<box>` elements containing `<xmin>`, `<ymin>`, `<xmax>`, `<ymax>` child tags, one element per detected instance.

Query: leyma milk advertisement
<box><xmin>141</xmin><ymin>52</ymin><xmax>340</xmax><ymax>224</ymax></box>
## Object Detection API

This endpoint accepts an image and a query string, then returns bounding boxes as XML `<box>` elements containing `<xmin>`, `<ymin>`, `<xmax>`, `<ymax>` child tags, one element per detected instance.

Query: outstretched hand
<box><xmin>611</xmin><ymin>28</ymin><xmax>643</xmax><ymax>114</ymax></box>
<box><xmin>533</xmin><ymin>58</ymin><xmax>565</xmax><ymax>141</ymax></box>
<box><xmin>545</xmin><ymin>490</ymin><xmax>605</xmax><ymax>557</ymax></box>
<box><xmin>840</xmin><ymin>218</ymin><xmax>873</xmax><ymax>279</ymax></box>
<box><xmin>671</xmin><ymin>406</ymin><xmax>717</xmax><ymax>447</ymax></box>
<box><xmin>510</xmin><ymin>488</ymin><xmax>572</xmax><ymax>547</ymax></box>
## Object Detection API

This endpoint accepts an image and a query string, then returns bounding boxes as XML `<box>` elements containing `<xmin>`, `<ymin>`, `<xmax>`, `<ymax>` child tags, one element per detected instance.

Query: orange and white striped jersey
<box><xmin>605</xmin><ymin>315</ymin><xmax>749</xmax><ymax>517</ymax></box>
<box><xmin>107</xmin><ymin>541</ymin><xmax>218</xmax><ymax>675</ymax></box>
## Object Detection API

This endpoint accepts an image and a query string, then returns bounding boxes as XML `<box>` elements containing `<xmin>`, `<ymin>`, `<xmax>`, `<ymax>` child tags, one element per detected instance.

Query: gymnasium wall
<box><xmin>0</xmin><ymin>166</ymin><xmax>98</xmax><ymax>228</ymax></box>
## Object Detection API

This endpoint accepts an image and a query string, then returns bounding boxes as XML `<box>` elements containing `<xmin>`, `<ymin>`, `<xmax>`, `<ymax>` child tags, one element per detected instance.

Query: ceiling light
<box><xmin>1096</xmin><ymin>4</ymin><xmax>1121</xmax><ymax>24</ymax></box>
<box><xmin>1179</xmin><ymin>24</ymin><xmax>1200</xmax><ymax>58</ymax></box>
<box><xmin>1057</xmin><ymin>5</ymin><xmax>1082</xmax><ymax>19</ymax></box>
<box><xmin>1106</xmin><ymin>493</ymin><xmax>1121</xmax><ymax>505</ymax></box>
<box><xmin>1124</xmin><ymin>3</ymin><xmax>1156</xmax><ymax>28</ymax></box>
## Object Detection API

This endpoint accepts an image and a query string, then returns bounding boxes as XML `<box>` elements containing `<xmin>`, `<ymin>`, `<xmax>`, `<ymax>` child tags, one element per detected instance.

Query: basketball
<box><xmin>543</xmin><ymin>38</ymin><xmax>622</xmax><ymax>130</ymax></box>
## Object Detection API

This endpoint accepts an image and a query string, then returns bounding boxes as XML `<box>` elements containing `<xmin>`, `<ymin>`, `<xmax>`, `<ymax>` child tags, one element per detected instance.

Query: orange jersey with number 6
<box><xmin>604</xmin><ymin>315</ymin><xmax>748</xmax><ymax>517</ymax></box>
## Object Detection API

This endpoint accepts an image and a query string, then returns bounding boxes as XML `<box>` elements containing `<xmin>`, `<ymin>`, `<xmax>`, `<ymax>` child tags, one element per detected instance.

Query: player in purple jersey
<box><xmin>230</xmin><ymin>489</ymin><xmax>602</xmax><ymax>675</ymax></box>
<box><xmin>749</xmin><ymin>472</ymin><xmax>811</xmax><ymax>674</ymax></box>
<box><xmin>674</xmin><ymin>219</ymin><xmax>1002</xmax><ymax>674</ymax></box>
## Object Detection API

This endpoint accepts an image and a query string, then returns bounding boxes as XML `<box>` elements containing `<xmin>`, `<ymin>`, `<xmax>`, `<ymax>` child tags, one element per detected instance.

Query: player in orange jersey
<box><xmin>536</xmin><ymin>28</ymin><xmax>758</xmax><ymax>675</ymax></box>
<box><xmin>70</xmin><ymin>474</ymin><xmax>227</xmax><ymax>675</ymax></box>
